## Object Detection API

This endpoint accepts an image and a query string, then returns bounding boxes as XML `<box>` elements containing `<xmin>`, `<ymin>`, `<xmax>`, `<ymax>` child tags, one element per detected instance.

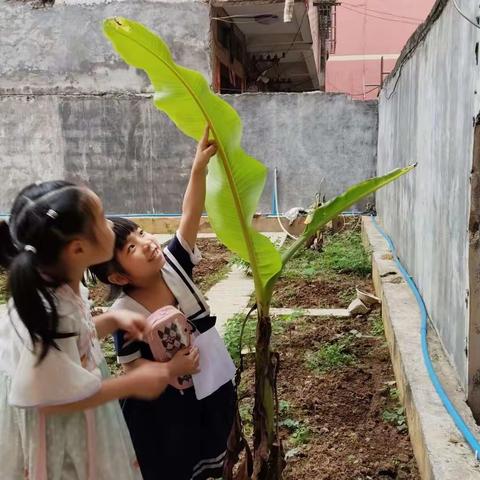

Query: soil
<box><xmin>0</xmin><ymin>267</ymin><xmax>8</xmax><ymax>304</ymax></box>
<box><xmin>239</xmin><ymin>308</ymin><xmax>419</xmax><ymax>480</ymax></box>
<box><xmin>89</xmin><ymin>281</ymin><xmax>111</xmax><ymax>307</ymax></box>
<box><xmin>193</xmin><ymin>238</ymin><xmax>232</xmax><ymax>293</ymax></box>
<box><xmin>272</xmin><ymin>275</ymin><xmax>374</xmax><ymax>309</ymax></box>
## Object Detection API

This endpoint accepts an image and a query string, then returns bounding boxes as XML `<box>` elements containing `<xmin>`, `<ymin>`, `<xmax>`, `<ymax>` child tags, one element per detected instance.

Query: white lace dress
<box><xmin>0</xmin><ymin>284</ymin><xmax>142</xmax><ymax>480</ymax></box>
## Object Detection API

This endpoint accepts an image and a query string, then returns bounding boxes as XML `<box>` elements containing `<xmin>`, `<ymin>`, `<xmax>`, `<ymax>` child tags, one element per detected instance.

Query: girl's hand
<box><xmin>168</xmin><ymin>347</ymin><xmax>200</xmax><ymax>378</ymax></box>
<box><xmin>193</xmin><ymin>126</ymin><xmax>217</xmax><ymax>173</ymax></box>
<box><xmin>113</xmin><ymin>309</ymin><xmax>147</xmax><ymax>344</ymax></box>
<box><xmin>127</xmin><ymin>362</ymin><xmax>170</xmax><ymax>399</ymax></box>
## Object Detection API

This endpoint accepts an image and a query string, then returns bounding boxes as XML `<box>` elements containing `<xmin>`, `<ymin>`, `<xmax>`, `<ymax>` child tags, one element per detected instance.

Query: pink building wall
<box><xmin>326</xmin><ymin>0</ymin><xmax>435</xmax><ymax>100</ymax></box>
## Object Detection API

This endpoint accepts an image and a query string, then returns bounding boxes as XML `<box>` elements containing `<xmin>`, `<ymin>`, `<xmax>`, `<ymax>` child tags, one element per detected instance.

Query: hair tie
<box><xmin>24</xmin><ymin>245</ymin><xmax>37</xmax><ymax>254</ymax></box>
<box><xmin>46</xmin><ymin>209</ymin><xmax>58</xmax><ymax>220</ymax></box>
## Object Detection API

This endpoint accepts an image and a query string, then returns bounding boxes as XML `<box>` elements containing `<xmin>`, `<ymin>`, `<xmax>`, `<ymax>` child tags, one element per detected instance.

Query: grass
<box><xmin>0</xmin><ymin>268</ymin><xmax>8</xmax><ymax>304</ymax></box>
<box><xmin>305</xmin><ymin>335</ymin><xmax>356</xmax><ymax>373</ymax></box>
<box><xmin>224</xmin><ymin>310</ymin><xmax>301</xmax><ymax>363</ymax></box>
<box><xmin>197</xmin><ymin>264</ymin><xmax>230</xmax><ymax>293</ymax></box>
<box><xmin>229</xmin><ymin>253</ymin><xmax>251</xmax><ymax>275</ymax></box>
<box><xmin>381</xmin><ymin>381</ymin><xmax>407</xmax><ymax>432</ymax></box>
<box><xmin>371</xmin><ymin>313</ymin><xmax>385</xmax><ymax>337</ymax></box>
<box><xmin>101</xmin><ymin>336</ymin><xmax>123</xmax><ymax>377</ymax></box>
<box><xmin>281</xmin><ymin>230</ymin><xmax>371</xmax><ymax>280</ymax></box>
<box><xmin>239</xmin><ymin>400</ymin><xmax>254</xmax><ymax>438</ymax></box>
<box><xmin>279</xmin><ymin>418</ymin><xmax>312</xmax><ymax>446</ymax></box>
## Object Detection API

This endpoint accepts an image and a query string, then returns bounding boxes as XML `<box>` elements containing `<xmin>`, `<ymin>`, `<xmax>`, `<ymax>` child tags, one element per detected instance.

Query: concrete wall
<box><xmin>226</xmin><ymin>93</ymin><xmax>378</xmax><ymax>213</ymax></box>
<box><xmin>0</xmin><ymin>0</ymin><xmax>211</xmax><ymax>94</ymax></box>
<box><xmin>376</xmin><ymin>0</ymin><xmax>480</xmax><ymax>389</ymax></box>
<box><xmin>0</xmin><ymin>0</ymin><xmax>378</xmax><ymax>214</ymax></box>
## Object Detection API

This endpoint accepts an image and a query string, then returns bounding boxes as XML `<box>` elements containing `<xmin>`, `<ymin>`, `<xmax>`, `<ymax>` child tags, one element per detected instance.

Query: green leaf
<box><xmin>277</xmin><ymin>165</ymin><xmax>416</xmax><ymax>278</ymax></box>
<box><xmin>103</xmin><ymin>17</ymin><xmax>281</xmax><ymax>302</ymax></box>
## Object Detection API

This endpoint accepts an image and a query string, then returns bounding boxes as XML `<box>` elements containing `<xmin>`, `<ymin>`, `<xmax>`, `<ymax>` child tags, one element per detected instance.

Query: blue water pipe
<box><xmin>371</xmin><ymin>215</ymin><xmax>480</xmax><ymax>460</ymax></box>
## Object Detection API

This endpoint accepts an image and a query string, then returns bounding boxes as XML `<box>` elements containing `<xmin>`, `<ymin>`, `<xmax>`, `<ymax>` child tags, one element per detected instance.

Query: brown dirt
<box><xmin>272</xmin><ymin>275</ymin><xmax>374</xmax><ymax>308</ymax></box>
<box><xmin>0</xmin><ymin>268</ymin><xmax>8</xmax><ymax>304</ymax></box>
<box><xmin>89</xmin><ymin>282</ymin><xmax>111</xmax><ymax>307</ymax></box>
<box><xmin>238</xmin><ymin>309</ymin><xmax>419</xmax><ymax>480</ymax></box>
<box><xmin>193</xmin><ymin>238</ymin><xmax>232</xmax><ymax>293</ymax></box>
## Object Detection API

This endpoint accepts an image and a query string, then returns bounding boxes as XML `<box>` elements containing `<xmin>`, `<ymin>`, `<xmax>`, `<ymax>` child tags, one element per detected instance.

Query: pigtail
<box><xmin>8</xmin><ymin>248</ymin><xmax>72</xmax><ymax>361</ymax></box>
<box><xmin>0</xmin><ymin>221</ymin><xmax>19</xmax><ymax>269</ymax></box>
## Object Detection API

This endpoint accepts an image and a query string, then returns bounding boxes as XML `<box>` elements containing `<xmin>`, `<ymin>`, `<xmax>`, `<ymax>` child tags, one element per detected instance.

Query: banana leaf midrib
<box><xmin>111</xmin><ymin>25</ymin><xmax>264</xmax><ymax>296</ymax></box>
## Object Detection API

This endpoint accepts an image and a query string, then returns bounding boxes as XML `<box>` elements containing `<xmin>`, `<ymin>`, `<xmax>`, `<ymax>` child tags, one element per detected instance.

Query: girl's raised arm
<box><xmin>178</xmin><ymin>125</ymin><xmax>217</xmax><ymax>249</ymax></box>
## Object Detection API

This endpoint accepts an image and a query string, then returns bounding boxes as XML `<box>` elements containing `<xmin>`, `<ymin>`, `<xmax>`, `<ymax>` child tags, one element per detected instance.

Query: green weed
<box><xmin>279</xmin><ymin>418</ymin><xmax>312</xmax><ymax>446</ymax></box>
<box><xmin>224</xmin><ymin>311</ymin><xmax>299</xmax><ymax>363</ymax></box>
<box><xmin>371</xmin><ymin>314</ymin><xmax>385</xmax><ymax>337</ymax></box>
<box><xmin>305</xmin><ymin>336</ymin><xmax>356</xmax><ymax>373</ymax></box>
<box><xmin>229</xmin><ymin>254</ymin><xmax>251</xmax><ymax>275</ymax></box>
<box><xmin>101</xmin><ymin>336</ymin><xmax>122</xmax><ymax>377</ymax></box>
<box><xmin>0</xmin><ymin>268</ymin><xmax>8</xmax><ymax>304</ymax></box>
<box><xmin>197</xmin><ymin>264</ymin><xmax>230</xmax><ymax>293</ymax></box>
<box><xmin>239</xmin><ymin>401</ymin><xmax>254</xmax><ymax>438</ymax></box>
<box><xmin>279</xmin><ymin>400</ymin><xmax>291</xmax><ymax>416</ymax></box>
<box><xmin>382</xmin><ymin>406</ymin><xmax>407</xmax><ymax>432</ymax></box>
<box><xmin>281</xmin><ymin>230</ymin><xmax>371</xmax><ymax>279</ymax></box>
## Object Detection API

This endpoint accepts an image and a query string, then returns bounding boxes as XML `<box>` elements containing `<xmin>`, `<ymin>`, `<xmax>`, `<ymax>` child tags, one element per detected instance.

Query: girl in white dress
<box><xmin>0</xmin><ymin>180</ymin><xmax>199</xmax><ymax>480</ymax></box>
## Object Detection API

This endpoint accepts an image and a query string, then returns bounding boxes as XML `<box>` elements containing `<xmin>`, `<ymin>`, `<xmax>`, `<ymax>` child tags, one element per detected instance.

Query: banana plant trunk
<box><xmin>252</xmin><ymin>307</ymin><xmax>285</xmax><ymax>480</ymax></box>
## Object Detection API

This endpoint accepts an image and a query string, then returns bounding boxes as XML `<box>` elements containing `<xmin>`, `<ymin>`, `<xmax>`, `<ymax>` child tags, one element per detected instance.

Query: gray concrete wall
<box><xmin>0</xmin><ymin>0</ymin><xmax>211</xmax><ymax>94</ymax></box>
<box><xmin>376</xmin><ymin>0</ymin><xmax>480</xmax><ymax>389</ymax></box>
<box><xmin>0</xmin><ymin>0</ymin><xmax>378</xmax><ymax>214</ymax></box>
<box><xmin>226</xmin><ymin>93</ymin><xmax>378</xmax><ymax>214</ymax></box>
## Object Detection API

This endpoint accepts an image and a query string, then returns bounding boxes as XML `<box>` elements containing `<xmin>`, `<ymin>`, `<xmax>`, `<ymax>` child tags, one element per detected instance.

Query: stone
<box><xmin>348</xmin><ymin>298</ymin><xmax>370</xmax><ymax>315</ymax></box>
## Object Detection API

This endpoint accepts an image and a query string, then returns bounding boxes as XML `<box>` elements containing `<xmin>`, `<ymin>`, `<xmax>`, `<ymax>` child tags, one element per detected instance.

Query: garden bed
<box><xmin>1</xmin><ymin>220</ymin><xmax>417</xmax><ymax>478</ymax></box>
<box><xmin>271</xmin><ymin>227</ymin><xmax>374</xmax><ymax>308</ymax></box>
<box><xmin>193</xmin><ymin>238</ymin><xmax>232</xmax><ymax>293</ymax></box>
<box><xmin>224</xmin><ymin>223</ymin><xmax>419</xmax><ymax>479</ymax></box>
<box><xmin>226</xmin><ymin>310</ymin><xmax>418</xmax><ymax>480</ymax></box>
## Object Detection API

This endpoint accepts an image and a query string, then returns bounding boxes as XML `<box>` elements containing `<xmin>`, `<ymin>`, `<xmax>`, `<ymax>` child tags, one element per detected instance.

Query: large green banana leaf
<box><xmin>103</xmin><ymin>17</ymin><xmax>282</xmax><ymax>300</ymax></box>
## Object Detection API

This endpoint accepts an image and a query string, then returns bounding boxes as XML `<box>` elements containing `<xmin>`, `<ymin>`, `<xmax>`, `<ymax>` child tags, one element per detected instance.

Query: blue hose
<box><xmin>0</xmin><ymin>210</ymin><xmax>365</xmax><ymax>220</ymax></box>
<box><xmin>371</xmin><ymin>216</ymin><xmax>480</xmax><ymax>459</ymax></box>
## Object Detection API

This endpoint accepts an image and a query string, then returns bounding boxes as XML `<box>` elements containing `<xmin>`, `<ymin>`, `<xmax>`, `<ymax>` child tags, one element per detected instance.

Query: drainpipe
<box><xmin>284</xmin><ymin>0</ymin><xmax>295</xmax><ymax>22</ymax></box>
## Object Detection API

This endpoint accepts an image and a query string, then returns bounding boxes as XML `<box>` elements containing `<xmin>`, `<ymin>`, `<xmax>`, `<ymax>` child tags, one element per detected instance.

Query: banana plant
<box><xmin>103</xmin><ymin>17</ymin><xmax>415</xmax><ymax>480</ymax></box>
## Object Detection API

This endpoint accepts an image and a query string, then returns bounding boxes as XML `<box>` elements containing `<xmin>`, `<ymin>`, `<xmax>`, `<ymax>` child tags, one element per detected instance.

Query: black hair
<box><xmin>0</xmin><ymin>181</ymin><xmax>98</xmax><ymax>361</ymax></box>
<box><xmin>89</xmin><ymin>217</ymin><xmax>139</xmax><ymax>299</ymax></box>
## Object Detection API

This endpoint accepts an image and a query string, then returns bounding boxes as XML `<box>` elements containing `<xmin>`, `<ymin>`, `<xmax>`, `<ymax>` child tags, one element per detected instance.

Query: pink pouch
<box><xmin>145</xmin><ymin>306</ymin><xmax>193</xmax><ymax>390</ymax></box>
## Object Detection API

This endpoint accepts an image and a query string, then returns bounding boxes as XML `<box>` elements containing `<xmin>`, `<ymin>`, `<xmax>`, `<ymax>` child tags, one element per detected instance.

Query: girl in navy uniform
<box><xmin>91</xmin><ymin>127</ymin><xmax>236</xmax><ymax>480</ymax></box>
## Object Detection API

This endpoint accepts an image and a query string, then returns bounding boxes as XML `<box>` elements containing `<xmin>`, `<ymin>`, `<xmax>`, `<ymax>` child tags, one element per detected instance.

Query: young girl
<box><xmin>0</xmin><ymin>180</ymin><xmax>200</xmax><ymax>479</ymax></box>
<box><xmin>90</xmin><ymin>127</ymin><xmax>236</xmax><ymax>480</ymax></box>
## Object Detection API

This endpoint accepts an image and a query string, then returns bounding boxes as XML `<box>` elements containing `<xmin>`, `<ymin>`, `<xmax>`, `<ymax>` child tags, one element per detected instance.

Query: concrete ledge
<box><xmin>269</xmin><ymin>307</ymin><xmax>351</xmax><ymax>318</ymax></box>
<box><xmin>130</xmin><ymin>215</ymin><xmax>306</xmax><ymax>236</ymax></box>
<box><xmin>362</xmin><ymin>216</ymin><xmax>480</xmax><ymax>479</ymax></box>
